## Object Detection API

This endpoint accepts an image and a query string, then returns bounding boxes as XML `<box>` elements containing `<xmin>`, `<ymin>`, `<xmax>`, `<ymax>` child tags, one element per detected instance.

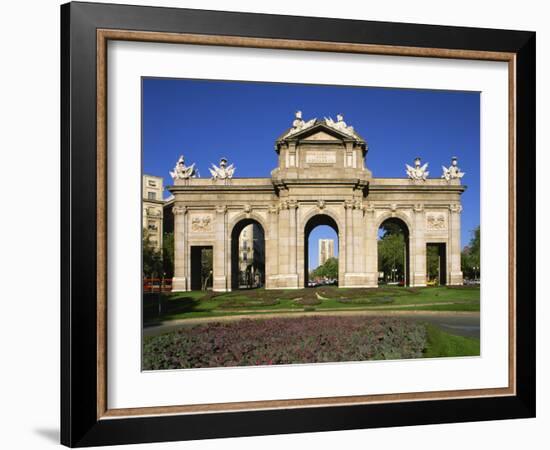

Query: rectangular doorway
<box><xmin>190</xmin><ymin>246</ymin><xmax>213</xmax><ymax>291</ymax></box>
<box><xmin>426</xmin><ymin>243</ymin><xmax>447</xmax><ymax>286</ymax></box>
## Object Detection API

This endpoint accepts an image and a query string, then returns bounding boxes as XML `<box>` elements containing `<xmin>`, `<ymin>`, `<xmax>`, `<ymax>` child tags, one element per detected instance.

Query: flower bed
<box><xmin>143</xmin><ymin>316</ymin><xmax>427</xmax><ymax>370</ymax></box>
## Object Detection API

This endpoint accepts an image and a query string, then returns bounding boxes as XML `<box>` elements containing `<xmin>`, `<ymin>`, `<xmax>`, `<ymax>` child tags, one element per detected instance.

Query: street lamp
<box><xmin>158</xmin><ymin>272</ymin><xmax>166</xmax><ymax>317</ymax></box>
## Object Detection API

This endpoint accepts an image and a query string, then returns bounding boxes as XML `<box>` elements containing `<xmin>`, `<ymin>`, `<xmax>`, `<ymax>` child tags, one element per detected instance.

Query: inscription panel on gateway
<box><xmin>305</xmin><ymin>151</ymin><xmax>336</xmax><ymax>164</ymax></box>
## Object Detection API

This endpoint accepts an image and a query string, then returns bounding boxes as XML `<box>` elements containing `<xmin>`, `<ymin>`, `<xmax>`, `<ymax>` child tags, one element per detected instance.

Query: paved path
<box><xmin>200</xmin><ymin>301</ymin><xmax>469</xmax><ymax>313</ymax></box>
<box><xmin>144</xmin><ymin>310</ymin><xmax>480</xmax><ymax>339</ymax></box>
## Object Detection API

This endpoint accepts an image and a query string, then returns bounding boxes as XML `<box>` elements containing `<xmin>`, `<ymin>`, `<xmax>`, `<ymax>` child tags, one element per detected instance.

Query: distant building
<box><xmin>142</xmin><ymin>174</ymin><xmax>164</xmax><ymax>251</ymax></box>
<box><xmin>318</xmin><ymin>239</ymin><xmax>335</xmax><ymax>267</ymax></box>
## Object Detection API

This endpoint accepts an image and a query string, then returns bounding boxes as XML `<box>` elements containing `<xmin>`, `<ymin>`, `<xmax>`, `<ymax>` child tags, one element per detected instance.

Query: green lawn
<box><xmin>143</xmin><ymin>285</ymin><xmax>479</xmax><ymax>324</ymax></box>
<box><xmin>423</xmin><ymin>324</ymin><xmax>480</xmax><ymax>357</ymax></box>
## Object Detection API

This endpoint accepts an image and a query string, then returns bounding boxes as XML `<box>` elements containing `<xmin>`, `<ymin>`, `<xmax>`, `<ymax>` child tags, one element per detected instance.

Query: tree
<box><xmin>380</xmin><ymin>221</ymin><xmax>403</xmax><ymax>237</ymax></box>
<box><xmin>201</xmin><ymin>248</ymin><xmax>213</xmax><ymax>290</ymax></box>
<box><xmin>461</xmin><ymin>226</ymin><xmax>480</xmax><ymax>279</ymax></box>
<box><xmin>162</xmin><ymin>232</ymin><xmax>174</xmax><ymax>278</ymax></box>
<box><xmin>142</xmin><ymin>229</ymin><xmax>162</xmax><ymax>278</ymax></box>
<box><xmin>426</xmin><ymin>245</ymin><xmax>440</xmax><ymax>282</ymax></box>
<box><xmin>312</xmin><ymin>257</ymin><xmax>338</xmax><ymax>279</ymax></box>
<box><xmin>378</xmin><ymin>232</ymin><xmax>405</xmax><ymax>282</ymax></box>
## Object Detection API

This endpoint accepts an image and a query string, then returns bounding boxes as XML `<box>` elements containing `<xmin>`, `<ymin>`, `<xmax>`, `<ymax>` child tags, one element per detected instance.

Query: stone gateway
<box><xmin>168</xmin><ymin>112</ymin><xmax>465</xmax><ymax>292</ymax></box>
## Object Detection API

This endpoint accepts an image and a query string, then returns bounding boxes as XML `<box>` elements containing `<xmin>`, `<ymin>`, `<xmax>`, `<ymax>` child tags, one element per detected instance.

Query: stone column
<box><xmin>171</xmin><ymin>205</ymin><xmax>188</xmax><ymax>291</ymax></box>
<box><xmin>339</xmin><ymin>200</ymin><xmax>355</xmax><ymax>288</ymax></box>
<box><xmin>352</xmin><ymin>201</ymin><xmax>364</xmax><ymax>273</ymax></box>
<box><xmin>364</xmin><ymin>204</ymin><xmax>378</xmax><ymax>287</ymax></box>
<box><xmin>275</xmin><ymin>200</ymin><xmax>299</xmax><ymax>289</ymax></box>
<box><xmin>265</xmin><ymin>205</ymin><xmax>279</xmax><ymax>289</ymax></box>
<box><xmin>345</xmin><ymin>200</ymin><xmax>354</xmax><ymax>273</ymax></box>
<box><xmin>449</xmin><ymin>204</ymin><xmax>464</xmax><ymax>285</ymax></box>
<box><xmin>213</xmin><ymin>205</ymin><xmax>229</xmax><ymax>292</ymax></box>
<box><xmin>335</xmin><ymin>204</ymin><xmax>344</xmax><ymax>285</ymax></box>
<box><xmin>288</xmin><ymin>200</ymin><xmax>298</xmax><ymax>277</ymax></box>
<box><xmin>411</xmin><ymin>204</ymin><xmax>427</xmax><ymax>287</ymax></box>
<box><xmin>277</xmin><ymin>202</ymin><xmax>289</xmax><ymax>277</ymax></box>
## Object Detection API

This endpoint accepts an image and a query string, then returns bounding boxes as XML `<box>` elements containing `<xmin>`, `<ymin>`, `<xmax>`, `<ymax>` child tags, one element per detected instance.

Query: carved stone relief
<box><xmin>146</xmin><ymin>207</ymin><xmax>161</xmax><ymax>217</ymax></box>
<box><xmin>426</xmin><ymin>213</ymin><xmax>447</xmax><ymax>230</ymax></box>
<box><xmin>190</xmin><ymin>214</ymin><xmax>213</xmax><ymax>232</ymax></box>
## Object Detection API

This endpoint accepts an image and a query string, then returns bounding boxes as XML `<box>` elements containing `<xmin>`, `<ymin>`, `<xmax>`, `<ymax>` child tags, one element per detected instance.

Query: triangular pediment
<box><xmin>302</xmin><ymin>130</ymin><xmax>341</xmax><ymax>141</ymax></box>
<box><xmin>281</xmin><ymin>121</ymin><xmax>358</xmax><ymax>142</ymax></box>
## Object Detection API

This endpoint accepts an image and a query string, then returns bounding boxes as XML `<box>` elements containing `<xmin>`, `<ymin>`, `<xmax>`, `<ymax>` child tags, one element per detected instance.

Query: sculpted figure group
<box><xmin>406</xmin><ymin>156</ymin><xmax>465</xmax><ymax>182</ymax></box>
<box><xmin>169</xmin><ymin>155</ymin><xmax>236</xmax><ymax>181</ymax></box>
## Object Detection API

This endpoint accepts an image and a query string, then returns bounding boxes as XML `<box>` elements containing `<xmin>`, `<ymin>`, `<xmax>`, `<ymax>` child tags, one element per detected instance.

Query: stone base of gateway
<box><xmin>266</xmin><ymin>274</ymin><xmax>299</xmax><ymax>290</ymax></box>
<box><xmin>172</xmin><ymin>276</ymin><xmax>465</xmax><ymax>292</ymax></box>
<box><xmin>449</xmin><ymin>271</ymin><xmax>465</xmax><ymax>286</ymax></box>
<box><xmin>342</xmin><ymin>272</ymin><xmax>378</xmax><ymax>288</ymax></box>
<box><xmin>171</xmin><ymin>277</ymin><xmax>189</xmax><ymax>292</ymax></box>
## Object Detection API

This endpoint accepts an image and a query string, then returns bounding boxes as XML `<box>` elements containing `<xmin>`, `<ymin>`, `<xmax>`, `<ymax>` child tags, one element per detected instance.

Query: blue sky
<box><xmin>143</xmin><ymin>78</ymin><xmax>480</xmax><ymax>269</ymax></box>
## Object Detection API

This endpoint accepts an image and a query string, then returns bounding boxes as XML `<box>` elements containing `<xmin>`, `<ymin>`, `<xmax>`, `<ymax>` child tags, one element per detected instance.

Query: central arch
<box><xmin>304</xmin><ymin>214</ymin><xmax>339</xmax><ymax>287</ymax></box>
<box><xmin>230</xmin><ymin>218</ymin><xmax>265</xmax><ymax>290</ymax></box>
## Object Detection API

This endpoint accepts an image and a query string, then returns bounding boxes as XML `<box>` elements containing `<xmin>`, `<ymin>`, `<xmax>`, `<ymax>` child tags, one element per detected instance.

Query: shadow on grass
<box><xmin>143</xmin><ymin>294</ymin><xmax>205</xmax><ymax>324</ymax></box>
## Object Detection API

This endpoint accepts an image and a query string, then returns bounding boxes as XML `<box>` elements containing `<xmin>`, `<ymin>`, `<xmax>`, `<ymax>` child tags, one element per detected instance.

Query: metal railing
<box><xmin>143</xmin><ymin>277</ymin><xmax>172</xmax><ymax>293</ymax></box>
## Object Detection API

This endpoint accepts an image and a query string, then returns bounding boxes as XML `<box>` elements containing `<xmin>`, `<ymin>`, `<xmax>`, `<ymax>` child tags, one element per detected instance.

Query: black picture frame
<box><xmin>61</xmin><ymin>1</ymin><xmax>535</xmax><ymax>447</ymax></box>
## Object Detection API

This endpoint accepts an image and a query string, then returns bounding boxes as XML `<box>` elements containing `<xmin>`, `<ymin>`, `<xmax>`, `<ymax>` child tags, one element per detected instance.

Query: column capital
<box><xmin>364</xmin><ymin>202</ymin><xmax>376</xmax><ymax>214</ymax></box>
<box><xmin>344</xmin><ymin>199</ymin><xmax>355</xmax><ymax>210</ymax></box>
<box><xmin>413</xmin><ymin>203</ymin><xmax>424</xmax><ymax>213</ymax></box>
<box><xmin>215</xmin><ymin>205</ymin><xmax>228</xmax><ymax>214</ymax></box>
<box><xmin>172</xmin><ymin>205</ymin><xmax>187</xmax><ymax>215</ymax></box>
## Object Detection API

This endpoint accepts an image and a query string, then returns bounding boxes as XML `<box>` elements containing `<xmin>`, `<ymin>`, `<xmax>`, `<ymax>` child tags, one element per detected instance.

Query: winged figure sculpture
<box><xmin>441</xmin><ymin>157</ymin><xmax>465</xmax><ymax>181</ymax></box>
<box><xmin>406</xmin><ymin>158</ymin><xmax>429</xmax><ymax>181</ymax></box>
<box><xmin>209</xmin><ymin>158</ymin><xmax>235</xmax><ymax>180</ymax></box>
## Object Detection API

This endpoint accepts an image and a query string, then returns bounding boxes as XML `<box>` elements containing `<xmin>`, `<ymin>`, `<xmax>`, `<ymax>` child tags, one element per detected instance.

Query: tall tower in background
<box><xmin>318</xmin><ymin>239</ymin><xmax>334</xmax><ymax>267</ymax></box>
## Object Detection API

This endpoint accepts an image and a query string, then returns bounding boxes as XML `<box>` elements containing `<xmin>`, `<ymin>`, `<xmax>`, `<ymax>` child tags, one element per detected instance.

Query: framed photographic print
<box><xmin>61</xmin><ymin>1</ymin><xmax>536</xmax><ymax>447</ymax></box>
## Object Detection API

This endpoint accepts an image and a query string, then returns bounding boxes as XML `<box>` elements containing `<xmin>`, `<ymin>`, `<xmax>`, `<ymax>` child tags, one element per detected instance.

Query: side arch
<box><xmin>374</xmin><ymin>210</ymin><xmax>414</xmax><ymax>235</ymax></box>
<box><xmin>376</xmin><ymin>213</ymin><xmax>411</xmax><ymax>286</ymax></box>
